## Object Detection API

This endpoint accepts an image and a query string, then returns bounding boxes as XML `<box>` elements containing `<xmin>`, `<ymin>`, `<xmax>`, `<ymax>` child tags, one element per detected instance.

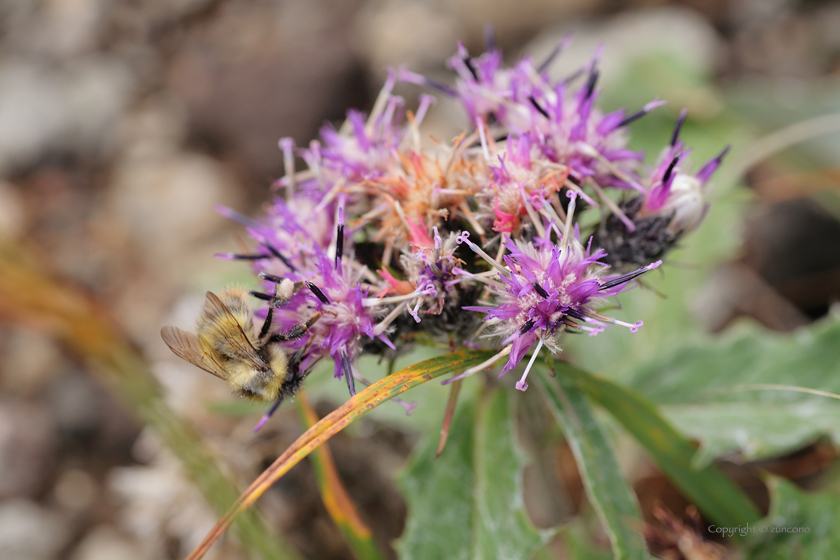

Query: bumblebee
<box><xmin>161</xmin><ymin>280</ymin><xmax>320</xmax><ymax>405</ymax></box>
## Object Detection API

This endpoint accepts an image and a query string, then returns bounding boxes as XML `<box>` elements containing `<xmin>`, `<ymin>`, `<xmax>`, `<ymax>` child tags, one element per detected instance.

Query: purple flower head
<box><xmin>216</xmin><ymin>192</ymin><xmax>336</xmax><ymax>284</ymax></box>
<box><xmin>458</xmin><ymin>193</ymin><xmax>660</xmax><ymax>391</ymax></box>
<box><xmin>591</xmin><ymin>112</ymin><xmax>730</xmax><ymax>268</ymax></box>
<box><xmin>273</xmin><ymin>249</ymin><xmax>394</xmax><ymax>396</ymax></box>
<box><xmin>396</xmin><ymin>224</ymin><xmax>462</xmax><ymax>321</ymax></box>
<box><xmin>318</xmin><ymin>72</ymin><xmax>407</xmax><ymax>181</ymax></box>
<box><xmin>474</xmin><ymin>134</ymin><xmax>565</xmax><ymax>234</ymax></box>
<box><xmin>404</xmin><ymin>43</ymin><xmax>667</xmax><ymax>193</ymax></box>
<box><xmin>640</xmin><ymin>111</ymin><xmax>730</xmax><ymax>235</ymax></box>
<box><xmin>525</xmin><ymin>66</ymin><xmax>652</xmax><ymax>190</ymax></box>
<box><xmin>444</xmin><ymin>43</ymin><xmax>530</xmax><ymax>126</ymax></box>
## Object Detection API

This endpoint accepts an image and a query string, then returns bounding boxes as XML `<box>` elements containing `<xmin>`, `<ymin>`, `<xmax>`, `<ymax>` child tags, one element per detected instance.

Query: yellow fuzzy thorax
<box><xmin>195</xmin><ymin>286</ymin><xmax>289</xmax><ymax>402</ymax></box>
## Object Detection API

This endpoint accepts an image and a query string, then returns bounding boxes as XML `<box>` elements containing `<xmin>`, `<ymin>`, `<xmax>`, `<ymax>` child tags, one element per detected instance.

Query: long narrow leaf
<box><xmin>546</xmin><ymin>362</ymin><xmax>762</xmax><ymax>527</ymax></box>
<box><xmin>398</xmin><ymin>389</ymin><xmax>553</xmax><ymax>560</ymax></box>
<box><xmin>537</xmin><ymin>371</ymin><xmax>648</xmax><ymax>560</ymax></box>
<box><xmin>187</xmin><ymin>349</ymin><xmax>496</xmax><ymax>560</ymax></box>
<box><xmin>0</xmin><ymin>238</ymin><xmax>298</xmax><ymax>560</ymax></box>
<box><xmin>296</xmin><ymin>390</ymin><xmax>386</xmax><ymax>560</ymax></box>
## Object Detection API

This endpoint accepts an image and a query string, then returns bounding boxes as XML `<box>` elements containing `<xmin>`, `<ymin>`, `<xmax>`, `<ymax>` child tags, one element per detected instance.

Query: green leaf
<box><xmin>397</xmin><ymin>389</ymin><xmax>552</xmax><ymax>560</ymax></box>
<box><xmin>626</xmin><ymin>314</ymin><xmax>840</xmax><ymax>463</ymax></box>
<box><xmin>745</xmin><ymin>477</ymin><xmax>840</xmax><ymax>560</ymax></box>
<box><xmin>563</xmin><ymin>522</ymin><xmax>614</xmax><ymax>560</ymax></box>
<box><xmin>545</xmin><ymin>362</ymin><xmax>762</xmax><ymax>527</ymax></box>
<box><xmin>537</xmin><ymin>371</ymin><xmax>649</xmax><ymax>560</ymax></box>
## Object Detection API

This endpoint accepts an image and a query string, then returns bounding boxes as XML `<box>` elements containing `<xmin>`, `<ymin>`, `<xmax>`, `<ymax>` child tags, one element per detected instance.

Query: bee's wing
<box><xmin>161</xmin><ymin>325</ymin><xmax>227</xmax><ymax>379</ymax></box>
<box><xmin>203</xmin><ymin>291</ymin><xmax>267</xmax><ymax>370</ymax></box>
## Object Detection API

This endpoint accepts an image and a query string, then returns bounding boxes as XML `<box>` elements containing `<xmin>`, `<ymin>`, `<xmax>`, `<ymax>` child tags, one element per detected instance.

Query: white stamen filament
<box><xmin>561</xmin><ymin>179</ymin><xmax>599</xmax><ymax>208</ymax></box>
<box><xmin>382</xmin><ymin>96</ymin><xmax>402</xmax><ymax>133</ymax></box>
<box><xmin>308</xmin><ymin>140</ymin><xmax>325</xmax><ymax>190</ymax></box>
<box><xmin>538</xmin><ymin>199</ymin><xmax>564</xmax><ymax>231</ymax></box>
<box><xmin>519</xmin><ymin>186</ymin><xmax>546</xmax><ymax>238</ymax></box>
<box><xmin>608</xmin><ymin>318</ymin><xmax>644</xmax><ymax>333</ymax></box>
<box><xmin>444</xmin><ymin>131</ymin><xmax>477</xmax><ymax>178</ymax></box>
<box><xmin>476</xmin><ymin>117</ymin><xmax>491</xmax><ymax>161</ymax></box>
<box><xmin>373</xmin><ymin>301</ymin><xmax>409</xmax><ymax>336</ymax></box>
<box><xmin>576</xmin><ymin>323</ymin><xmax>605</xmax><ymax>336</ymax></box>
<box><xmin>280</xmin><ymin>138</ymin><xmax>296</xmax><ymax>201</ymax></box>
<box><xmin>381</xmin><ymin>241</ymin><xmax>393</xmax><ymax>268</ymax></box>
<box><xmin>452</xmin><ymin>268</ymin><xmax>504</xmax><ymax>288</ymax></box>
<box><xmin>550</xmin><ymin>193</ymin><xmax>567</xmax><ymax>222</ymax></box>
<box><xmin>441</xmin><ymin>345</ymin><xmax>512</xmax><ymax>385</ymax></box>
<box><xmin>365</xmin><ymin>74</ymin><xmax>396</xmax><ymax>135</ymax></box>
<box><xmin>579</xmin><ymin>143</ymin><xmax>646</xmax><ymax>194</ymax></box>
<box><xmin>516</xmin><ymin>337</ymin><xmax>545</xmax><ymax>391</ymax></box>
<box><xmin>354</xmin><ymin>203</ymin><xmax>389</xmax><ymax>226</ymax></box>
<box><xmin>415</xmin><ymin>94</ymin><xmax>435</xmax><ymax>128</ymax></box>
<box><xmin>586</xmin><ymin>178</ymin><xmax>636</xmax><ymax>232</ymax></box>
<box><xmin>459</xmin><ymin>234</ymin><xmax>509</xmax><ymax>276</ymax></box>
<box><xmin>363</xmin><ymin>289</ymin><xmax>429</xmax><ymax>307</ymax></box>
<box><xmin>583</xmin><ymin>309</ymin><xmax>643</xmax><ymax>333</ymax></box>
<box><xmin>561</xmin><ymin>192</ymin><xmax>577</xmax><ymax>249</ymax></box>
<box><xmin>458</xmin><ymin>201</ymin><xmax>486</xmax><ymax>236</ymax></box>
<box><xmin>357</xmin><ymin>267</ymin><xmax>379</xmax><ymax>285</ymax></box>
<box><xmin>314</xmin><ymin>178</ymin><xmax>346</xmax><ymax>214</ymax></box>
<box><xmin>494</xmin><ymin>239</ymin><xmax>506</xmax><ymax>265</ymax></box>
<box><xmin>436</xmin><ymin>188</ymin><xmax>469</xmax><ymax>196</ymax></box>
<box><xmin>276</xmin><ymin>168</ymin><xmax>315</xmax><ymax>189</ymax></box>
<box><xmin>407</xmin><ymin>112</ymin><xmax>421</xmax><ymax>153</ymax></box>
<box><xmin>393</xmin><ymin>200</ymin><xmax>412</xmax><ymax>233</ymax></box>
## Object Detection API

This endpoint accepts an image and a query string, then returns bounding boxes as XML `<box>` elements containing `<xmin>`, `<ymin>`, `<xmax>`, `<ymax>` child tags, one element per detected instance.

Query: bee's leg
<box><xmin>258</xmin><ymin>301</ymin><xmax>276</xmax><ymax>341</ymax></box>
<box><xmin>253</xmin><ymin>283</ymin><xmax>283</xmax><ymax>342</ymax></box>
<box><xmin>255</xmin><ymin>273</ymin><xmax>305</xmax><ymax>307</ymax></box>
<box><xmin>287</xmin><ymin>335</ymin><xmax>316</xmax><ymax>368</ymax></box>
<box><xmin>267</xmin><ymin>311</ymin><xmax>324</xmax><ymax>343</ymax></box>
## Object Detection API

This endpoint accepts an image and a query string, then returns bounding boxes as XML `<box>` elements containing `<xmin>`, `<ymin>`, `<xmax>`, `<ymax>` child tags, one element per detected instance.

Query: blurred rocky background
<box><xmin>2</xmin><ymin>0</ymin><xmax>840</xmax><ymax>559</ymax></box>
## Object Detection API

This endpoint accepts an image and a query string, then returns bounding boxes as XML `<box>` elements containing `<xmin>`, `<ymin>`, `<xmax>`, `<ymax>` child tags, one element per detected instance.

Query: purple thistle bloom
<box><xmin>273</xmin><ymin>251</ymin><xmax>394</xmax><ymax>387</ymax></box>
<box><xmin>525</xmin><ymin>68</ymin><xmax>650</xmax><ymax>190</ymax></box>
<box><xmin>639</xmin><ymin>110</ymin><xmax>731</xmax><ymax>235</ymax></box>
<box><xmin>216</xmin><ymin>193</ymin><xmax>336</xmax><ymax>283</ymax></box>
<box><xmin>592</xmin><ymin>112</ymin><xmax>730</xmax><ymax>268</ymax></box>
<box><xmin>202</xmin><ymin>38</ymin><xmax>725</xmax><ymax>412</ymax></box>
<box><xmin>318</xmin><ymin>72</ymin><xmax>407</xmax><ymax>182</ymax></box>
<box><xmin>475</xmin><ymin>134</ymin><xmax>566</xmax><ymax>234</ymax></box>
<box><xmin>403</xmin><ymin>43</ymin><xmax>667</xmax><ymax>192</ymax></box>
<box><xmin>458</xmin><ymin>193</ymin><xmax>660</xmax><ymax>391</ymax></box>
<box><xmin>399</xmin><ymin>225</ymin><xmax>461</xmax><ymax>321</ymax></box>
